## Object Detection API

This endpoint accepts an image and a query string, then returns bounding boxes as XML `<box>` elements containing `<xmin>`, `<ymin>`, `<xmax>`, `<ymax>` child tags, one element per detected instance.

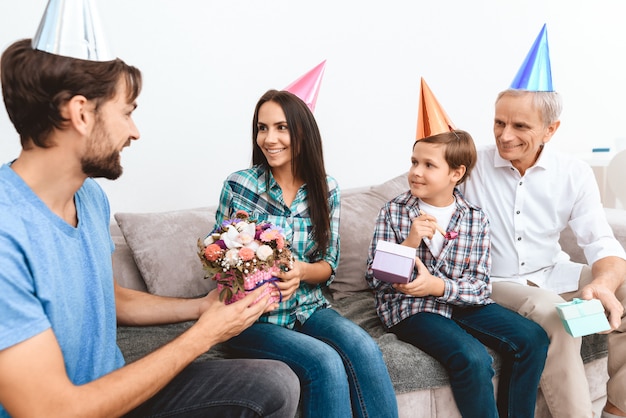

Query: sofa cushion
<box><xmin>115</xmin><ymin>208</ymin><xmax>218</xmax><ymax>298</ymax></box>
<box><xmin>330</xmin><ymin>173</ymin><xmax>409</xmax><ymax>299</ymax></box>
<box><xmin>118</xmin><ymin>321</ymin><xmax>229</xmax><ymax>364</ymax></box>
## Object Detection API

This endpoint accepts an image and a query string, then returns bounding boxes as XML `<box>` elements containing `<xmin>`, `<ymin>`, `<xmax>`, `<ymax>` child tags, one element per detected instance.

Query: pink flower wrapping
<box><xmin>216</xmin><ymin>266</ymin><xmax>282</xmax><ymax>305</ymax></box>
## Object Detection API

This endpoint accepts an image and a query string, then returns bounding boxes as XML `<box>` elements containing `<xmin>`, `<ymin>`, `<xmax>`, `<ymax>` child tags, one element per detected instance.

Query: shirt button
<box><xmin>517</xmin><ymin>237</ymin><xmax>522</xmax><ymax>241</ymax></box>
<box><xmin>519</xmin><ymin>181</ymin><xmax>523</xmax><ymax>186</ymax></box>
<box><xmin>521</xmin><ymin>262</ymin><xmax>525</xmax><ymax>266</ymax></box>
<box><xmin>516</xmin><ymin>210</ymin><xmax>520</xmax><ymax>214</ymax></box>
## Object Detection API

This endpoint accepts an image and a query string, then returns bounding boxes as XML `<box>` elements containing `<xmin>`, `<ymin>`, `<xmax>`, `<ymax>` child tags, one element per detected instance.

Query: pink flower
<box><xmin>239</xmin><ymin>247</ymin><xmax>255</xmax><ymax>261</ymax></box>
<box><xmin>204</xmin><ymin>244</ymin><xmax>223</xmax><ymax>262</ymax></box>
<box><xmin>235</xmin><ymin>210</ymin><xmax>250</xmax><ymax>220</ymax></box>
<box><xmin>260</xmin><ymin>229</ymin><xmax>281</xmax><ymax>243</ymax></box>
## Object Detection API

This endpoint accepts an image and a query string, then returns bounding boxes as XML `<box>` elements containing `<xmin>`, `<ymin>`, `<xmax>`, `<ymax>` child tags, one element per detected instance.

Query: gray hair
<box><xmin>496</xmin><ymin>89</ymin><xmax>562</xmax><ymax>126</ymax></box>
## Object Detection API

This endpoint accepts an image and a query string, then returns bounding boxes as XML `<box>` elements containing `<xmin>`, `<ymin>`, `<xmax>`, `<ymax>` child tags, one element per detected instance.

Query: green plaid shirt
<box><xmin>216</xmin><ymin>165</ymin><xmax>340</xmax><ymax>328</ymax></box>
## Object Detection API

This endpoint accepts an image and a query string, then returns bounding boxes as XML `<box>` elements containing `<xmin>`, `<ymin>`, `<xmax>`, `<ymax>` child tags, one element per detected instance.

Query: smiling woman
<box><xmin>215</xmin><ymin>89</ymin><xmax>399</xmax><ymax>418</ymax></box>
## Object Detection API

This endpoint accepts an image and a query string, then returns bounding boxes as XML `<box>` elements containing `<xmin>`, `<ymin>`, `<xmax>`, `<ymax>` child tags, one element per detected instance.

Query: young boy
<box><xmin>366</xmin><ymin>124</ymin><xmax>549</xmax><ymax>417</ymax></box>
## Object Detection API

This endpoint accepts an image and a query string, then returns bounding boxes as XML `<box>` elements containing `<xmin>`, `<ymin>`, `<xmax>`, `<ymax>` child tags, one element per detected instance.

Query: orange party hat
<box><xmin>416</xmin><ymin>78</ymin><xmax>455</xmax><ymax>140</ymax></box>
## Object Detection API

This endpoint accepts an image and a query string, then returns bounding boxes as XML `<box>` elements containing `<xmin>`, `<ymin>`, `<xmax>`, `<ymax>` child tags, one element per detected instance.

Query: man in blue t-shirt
<box><xmin>0</xmin><ymin>24</ymin><xmax>298</xmax><ymax>418</ymax></box>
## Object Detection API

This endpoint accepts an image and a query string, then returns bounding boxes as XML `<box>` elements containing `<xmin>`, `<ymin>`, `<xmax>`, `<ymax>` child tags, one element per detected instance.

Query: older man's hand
<box><xmin>581</xmin><ymin>284</ymin><xmax>624</xmax><ymax>331</ymax></box>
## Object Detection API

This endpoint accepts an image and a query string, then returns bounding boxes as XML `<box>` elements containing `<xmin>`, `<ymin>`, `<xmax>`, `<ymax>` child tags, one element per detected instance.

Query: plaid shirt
<box><xmin>216</xmin><ymin>165</ymin><xmax>340</xmax><ymax>329</ymax></box>
<box><xmin>365</xmin><ymin>188</ymin><xmax>493</xmax><ymax>329</ymax></box>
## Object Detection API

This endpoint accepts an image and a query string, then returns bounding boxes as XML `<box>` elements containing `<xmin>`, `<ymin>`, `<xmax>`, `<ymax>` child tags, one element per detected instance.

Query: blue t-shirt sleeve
<box><xmin>0</xmin><ymin>219</ymin><xmax>51</xmax><ymax>351</ymax></box>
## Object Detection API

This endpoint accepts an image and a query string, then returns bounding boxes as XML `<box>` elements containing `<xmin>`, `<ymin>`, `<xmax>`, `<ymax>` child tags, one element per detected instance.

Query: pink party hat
<box><xmin>416</xmin><ymin>78</ymin><xmax>456</xmax><ymax>140</ymax></box>
<box><xmin>284</xmin><ymin>60</ymin><xmax>326</xmax><ymax>112</ymax></box>
<box><xmin>32</xmin><ymin>0</ymin><xmax>114</xmax><ymax>61</ymax></box>
<box><xmin>510</xmin><ymin>24</ymin><xmax>553</xmax><ymax>91</ymax></box>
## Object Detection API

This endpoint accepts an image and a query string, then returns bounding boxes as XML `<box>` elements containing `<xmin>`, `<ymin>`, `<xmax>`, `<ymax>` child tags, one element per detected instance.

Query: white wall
<box><xmin>1</xmin><ymin>1</ymin><xmax>625</xmax><ymax>215</ymax></box>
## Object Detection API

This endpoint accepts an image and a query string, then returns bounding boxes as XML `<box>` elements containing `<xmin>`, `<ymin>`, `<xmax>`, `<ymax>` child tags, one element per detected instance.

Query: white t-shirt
<box><xmin>418</xmin><ymin>198</ymin><xmax>456</xmax><ymax>258</ymax></box>
<box><xmin>462</xmin><ymin>144</ymin><xmax>626</xmax><ymax>294</ymax></box>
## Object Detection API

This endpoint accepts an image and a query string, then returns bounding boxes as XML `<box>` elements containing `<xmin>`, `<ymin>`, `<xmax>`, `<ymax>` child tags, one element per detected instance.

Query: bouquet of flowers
<box><xmin>197</xmin><ymin>210</ymin><xmax>294</xmax><ymax>304</ymax></box>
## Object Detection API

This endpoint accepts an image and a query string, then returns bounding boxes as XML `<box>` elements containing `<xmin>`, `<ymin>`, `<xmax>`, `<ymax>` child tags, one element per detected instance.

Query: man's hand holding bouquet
<box><xmin>198</xmin><ymin>210</ymin><xmax>294</xmax><ymax>304</ymax></box>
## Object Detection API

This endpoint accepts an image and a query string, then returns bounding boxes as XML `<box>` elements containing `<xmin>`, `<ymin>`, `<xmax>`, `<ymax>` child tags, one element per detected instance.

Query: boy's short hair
<box><xmin>413</xmin><ymin>130</ymin><xmax>477</xmax><ymax>185</ymax></box>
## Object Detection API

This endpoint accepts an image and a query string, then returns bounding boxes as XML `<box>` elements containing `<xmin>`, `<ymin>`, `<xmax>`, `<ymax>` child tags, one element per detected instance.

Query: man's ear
<box><xmin>59</xmin><ymin>95</ymin><xmax>92</xmax><ymax>136</ymax></box>
<box><xmin>543</xmin><ymin>120</ymin><xmax>561</xmax><ymax>144</ymax></box>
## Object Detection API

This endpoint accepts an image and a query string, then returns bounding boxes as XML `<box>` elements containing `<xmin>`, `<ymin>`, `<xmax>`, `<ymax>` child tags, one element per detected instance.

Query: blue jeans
<box><xmin>391</xmin><ymin>303</ymin><xmax>549</xmax><ymax>418</ymax></box>
<box><xmin>227</xmin><ymin>307</ymin><xmax>398</xmax><ymax>418</ymax></box>
<box><xmin>124</xmin><ymin>359</ymin><xmax>300</xmax><ymax>417</ymax></box>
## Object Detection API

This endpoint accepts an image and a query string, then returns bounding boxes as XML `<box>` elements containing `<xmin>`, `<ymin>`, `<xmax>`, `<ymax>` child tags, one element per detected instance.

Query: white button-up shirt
<box><xmin>462</xmin><ymin>144</ymin><xmax>626</xmax><ymax>294</ymax></box>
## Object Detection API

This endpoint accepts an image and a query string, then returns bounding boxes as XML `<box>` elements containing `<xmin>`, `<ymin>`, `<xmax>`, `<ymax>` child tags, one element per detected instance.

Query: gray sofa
<box><xmin>113</xmin><ymin>173</ymin><xmax>626</xmax><ymax>417</ymax></box>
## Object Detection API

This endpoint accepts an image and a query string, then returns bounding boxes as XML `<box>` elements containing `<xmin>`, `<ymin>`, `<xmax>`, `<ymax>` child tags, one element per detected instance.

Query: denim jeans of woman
<box><xmin>391</xmin><ymin>303</ymin><xmax>549</xmax><ymax>418</ymax></box>
<box><xmin>227</xmin><ymin>307</ymin><xmax>398</xmax><ymax>418</ymax></box>
<box><xmin>124</xmin><ymin>359</ymin><xmax>300</xmax><ymax>418</ymax></box>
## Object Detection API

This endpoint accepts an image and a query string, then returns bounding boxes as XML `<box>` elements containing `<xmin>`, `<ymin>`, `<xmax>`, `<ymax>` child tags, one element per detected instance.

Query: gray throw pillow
<box><xmin>115</xmin><ymin>208</ymin><xmax>218</xmax><ymax>298</ymax></box>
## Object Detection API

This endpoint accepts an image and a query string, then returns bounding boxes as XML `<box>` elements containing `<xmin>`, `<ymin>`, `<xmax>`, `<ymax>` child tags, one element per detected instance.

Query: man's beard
<box><xmin>81</xmin><ymin>120</ymin><xmax>124</xmax><ymax>180</ymax></box>
<box><xmin>82</xmin><ymin>150</ymin><xmax>122</xmax><ymax>180</ymax></box>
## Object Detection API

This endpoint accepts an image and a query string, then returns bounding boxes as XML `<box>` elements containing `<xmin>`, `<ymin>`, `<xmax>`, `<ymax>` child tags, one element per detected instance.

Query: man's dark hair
<box><xmin>1</xmin><ymin>39</ymin><xmax>142</xmax><ymax>149</ymax></box>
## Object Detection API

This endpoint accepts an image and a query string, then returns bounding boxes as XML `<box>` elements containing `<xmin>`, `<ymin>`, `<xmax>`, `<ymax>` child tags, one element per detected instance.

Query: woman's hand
<box><xmin>273</xmin><ymin>260</ymin><xmax>305</xmax><ymax>300</ymax></box>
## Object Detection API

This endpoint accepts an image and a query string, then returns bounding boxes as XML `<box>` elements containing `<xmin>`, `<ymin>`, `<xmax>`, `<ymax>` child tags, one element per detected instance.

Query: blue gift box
<box><xmin>372</xmin><ymin>240</ymin><xmax>416</xmax><ymax>284</ymax></box>
<box><xmin>555</xmin><ymin>298</ymin><xmax>611</xmax><ymax>337</ymax></box>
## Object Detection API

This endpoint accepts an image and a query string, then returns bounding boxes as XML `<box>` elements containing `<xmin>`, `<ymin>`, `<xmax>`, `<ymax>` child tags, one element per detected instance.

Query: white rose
<box><xmin>256</xmin><ymin>245</ymin><xmax>274</xmax><ymax>261</ymax></box>
<box><xmin>235</xmin><ymin>221</ymin><xmax>253</xmax><ymax>232</ymax></box>
<box><xmin>224</xmin><ymin>248</ymin><xmax>240</xmax><ymax>266</ymax></box>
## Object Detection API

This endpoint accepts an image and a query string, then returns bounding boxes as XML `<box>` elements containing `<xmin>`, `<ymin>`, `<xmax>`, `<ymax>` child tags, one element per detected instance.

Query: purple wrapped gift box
<box><xmin>372</xmin><ymin>240</ymin><xmax>417</xmax><ymax>284</ymax></box>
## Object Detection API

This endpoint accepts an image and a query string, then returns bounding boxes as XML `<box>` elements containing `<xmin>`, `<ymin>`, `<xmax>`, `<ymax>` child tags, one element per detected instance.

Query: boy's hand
<box><xmin>394</xmin><ymin>257</ymin><xmax>444</xmax><ymax>297</ymax></box>
<box><xmin>404</xmin><ymin>213</ymin><xmax>437</xmax><ymax>248</ymax></box>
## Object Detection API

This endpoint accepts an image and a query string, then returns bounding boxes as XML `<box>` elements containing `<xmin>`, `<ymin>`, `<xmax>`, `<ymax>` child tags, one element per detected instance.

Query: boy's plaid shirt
<box><xmin>365</xmin><ymin>188</ymin><xmax>493</xmax><ymax>329</ymax></box>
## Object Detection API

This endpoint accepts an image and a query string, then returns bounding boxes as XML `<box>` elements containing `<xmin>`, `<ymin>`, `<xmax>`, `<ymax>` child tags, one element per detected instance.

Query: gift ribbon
<box><xmin>249</xmin><ymin>277</ymin><xmax>283</xmax><ymax>303</ymax></box>
<box><xmin>570</xmin><ymin>298</ymin><xmax>588</xmax><ymax>317</ymax></box>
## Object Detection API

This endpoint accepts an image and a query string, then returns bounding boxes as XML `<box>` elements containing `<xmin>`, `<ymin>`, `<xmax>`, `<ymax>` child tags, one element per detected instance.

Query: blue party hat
<box><xmin>510</xmin><ymin>24</ymin><xmax>553</xmax><ymax>91</ymax></box>
<box><xmin>32</xmin><ymin>0</ymin><xmax>114</xmax><ymax>61</ymax></box>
